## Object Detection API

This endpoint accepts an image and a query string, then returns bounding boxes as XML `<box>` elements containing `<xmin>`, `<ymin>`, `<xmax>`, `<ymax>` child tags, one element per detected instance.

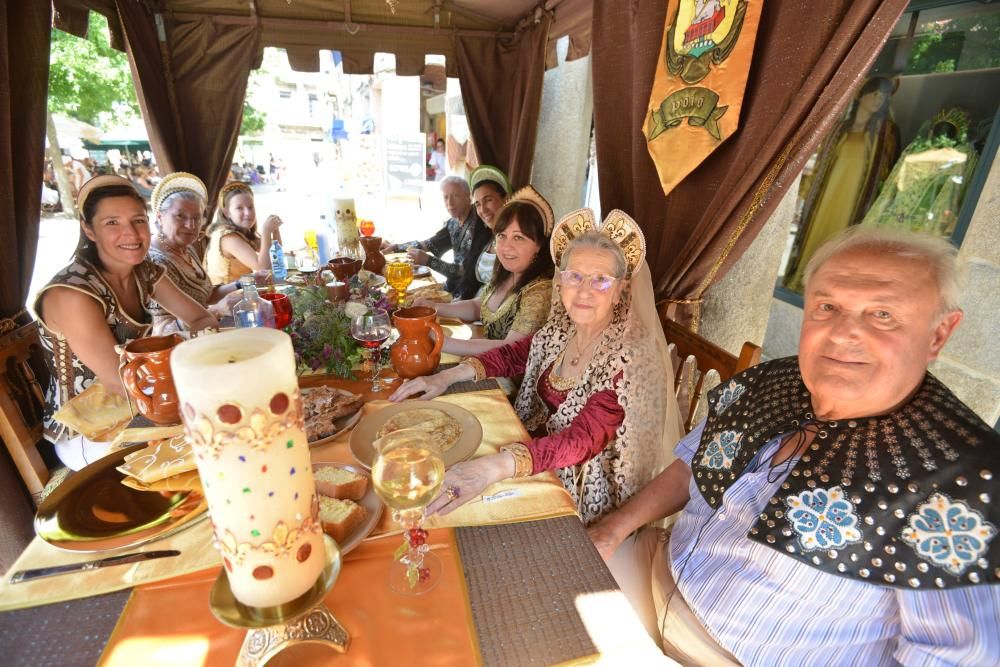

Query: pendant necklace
<box><xmin>569</xmin><ymin>333</ymin><xmax>601</xmax><ymax>367</ymax></box>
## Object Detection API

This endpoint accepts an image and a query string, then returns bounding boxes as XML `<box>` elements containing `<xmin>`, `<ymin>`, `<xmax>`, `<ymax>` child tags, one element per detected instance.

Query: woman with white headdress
<box><xmin>146</xmin><ymin>173</ymin><xmax>267</xmax><ymax>334</ymax></box>
<box><xmin>391</xmin><ymin>208</ymin><xmax>683</xmax><ymax>525</ymax></box>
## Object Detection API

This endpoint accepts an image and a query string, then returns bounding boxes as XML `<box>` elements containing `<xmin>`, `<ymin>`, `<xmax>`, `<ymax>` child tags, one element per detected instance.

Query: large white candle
<box><xmin>171</xmin><ymin>328</ymin><xmax>324</xmax><ymax>608</ymax></box>
<box><xmin>332</xmin><ymin>197</ymin><xmax>360</xmax><ymax>252</ymax></box>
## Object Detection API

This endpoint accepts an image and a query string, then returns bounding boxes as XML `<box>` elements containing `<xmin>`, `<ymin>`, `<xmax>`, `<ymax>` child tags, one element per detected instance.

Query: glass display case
<box><xmin>776</xmin><ymin>0</ymin><xmax>1000</xmax><ymax>299</ymax></box>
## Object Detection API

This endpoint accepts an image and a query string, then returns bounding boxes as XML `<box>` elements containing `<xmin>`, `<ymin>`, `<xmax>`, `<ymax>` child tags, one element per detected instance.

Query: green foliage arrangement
<box><xmin>286</xmin><ymin>287</ymin><xmax>362</xmax><ymax>378</ymax></box>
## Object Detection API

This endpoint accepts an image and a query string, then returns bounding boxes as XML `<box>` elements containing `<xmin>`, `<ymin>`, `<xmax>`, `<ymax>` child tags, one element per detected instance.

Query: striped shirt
<box><xmin>668</xmin><ymin>420</ymin><xmax>1000</xmax><ymax>666</ymax></box>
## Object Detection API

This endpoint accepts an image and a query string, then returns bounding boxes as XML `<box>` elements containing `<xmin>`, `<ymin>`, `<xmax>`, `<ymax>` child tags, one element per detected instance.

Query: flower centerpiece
<box><xmin>286</xmin><ymin>287</ymin><xmax>361</xmax><ymax>377</ymax></box>
<box><xmin>286</xmin><ymin>275</ymin><xmax>394</xmax><ymax>377</ymax></box>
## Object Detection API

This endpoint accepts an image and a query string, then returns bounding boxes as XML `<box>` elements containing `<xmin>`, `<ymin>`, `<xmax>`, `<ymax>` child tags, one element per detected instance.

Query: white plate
<box><xmin>311</xmin><ymin>462</ymin><xmax>382</xmax><ymax>555</ymax></box>
<box><xmin>348</xmin><ymin>400</ymin><xmax>483</xmax><ymax>470</ymax></box>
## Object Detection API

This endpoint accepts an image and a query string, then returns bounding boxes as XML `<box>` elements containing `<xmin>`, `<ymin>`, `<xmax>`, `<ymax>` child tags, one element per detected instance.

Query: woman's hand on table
<box><xmin>426</xmin><ymin>452</ymin><xmax>516</xmax><ymax>516</ymax></box>
<box><xmin>389</xmin><ymin>374</ymin><xmax>452</xmax><ymax>401</ymax></box>
<box><xmin>389</xmin><ymin>364</ymin><xmax>474</xmax><ymax>402</ymax></box>
<box><xmin>380</xmin><ymin>239</ymin><xmax>395</xmax><ymax>252</ymax></box>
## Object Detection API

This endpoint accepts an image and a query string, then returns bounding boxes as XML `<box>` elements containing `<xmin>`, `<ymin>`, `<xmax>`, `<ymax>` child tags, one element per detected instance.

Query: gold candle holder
<box><xmin>171</xmin><ymin>328</ymin><xmax>349</xmax><ymax>665</ymax></box>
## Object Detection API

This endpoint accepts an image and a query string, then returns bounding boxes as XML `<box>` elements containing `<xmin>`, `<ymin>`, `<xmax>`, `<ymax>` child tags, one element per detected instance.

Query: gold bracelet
<box><xmin>500</xmin><ymin>443</ymin><xmax>534</xmax><ymax>478</ymax></box>
<box><xmin>460</xmin><ymin>356</ymin><xmax>487</xmax><ymax>382</ymax></box>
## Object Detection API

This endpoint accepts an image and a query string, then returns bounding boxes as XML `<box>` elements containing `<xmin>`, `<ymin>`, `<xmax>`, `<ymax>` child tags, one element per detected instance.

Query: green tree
<box><xmin>240</xmin><ymin>99</ymin><xmax>267</xmax><ymax>136</ymax></box>
<box><xmin>48</xmin><ymin>13</ymin><xmax>140</xmax><ymax>125</ymax></box>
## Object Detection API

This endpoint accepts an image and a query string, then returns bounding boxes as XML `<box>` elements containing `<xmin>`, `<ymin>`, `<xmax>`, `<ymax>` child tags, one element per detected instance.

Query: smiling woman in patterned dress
<box><xmin>33</xmin><ymin>176</ymin><xmax>217</xmax><ymax>469</ymax></box>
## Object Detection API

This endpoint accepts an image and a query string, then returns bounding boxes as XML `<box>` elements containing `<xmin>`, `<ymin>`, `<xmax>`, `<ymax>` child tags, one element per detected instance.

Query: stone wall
<box><xmin>530</xmin><ymin>41</ymin><xmax>593</xmax><ymax>218</ymax></box>
<box><xmin>699</xmin><ymin>180</ymin><xmax>799</xmax><ymax>355</ymax></box>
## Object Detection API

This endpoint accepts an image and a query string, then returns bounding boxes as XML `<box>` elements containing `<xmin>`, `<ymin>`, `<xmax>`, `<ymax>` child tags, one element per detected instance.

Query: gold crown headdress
<box><xmin>469</xmin><ymin>164</ymin><xmax>511</xmax><ymax>196</ymax></box>
<box><xmin>550</xmin><ymin>208</ymin><xmax>646</xmax><ymax>278</ymax></box>
<box><xmin>150</xmin><ymin>171</ymin><xmax>207</xmax><ymax>214</ymax></box>
<box><xmin>76</xmin><ymin>175</ymin><xmax>140</xmax><ymax>218</ymax></box>
<box><xmin>218</xmin><ymin>181</ymin><xmax>253</xmax><ymax>207</ymax></box>
<box><xmin>503</xmin><ymin>185</ymin><xmax>555</xmax><ymax>236</ymax></box>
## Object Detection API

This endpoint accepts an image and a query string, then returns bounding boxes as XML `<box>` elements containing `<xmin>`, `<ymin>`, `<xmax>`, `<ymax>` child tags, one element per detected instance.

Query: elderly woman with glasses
<box><xmin>146</xmin><ymin>173</ymin><xmax>268</xmax><ymax>334</ymax></box>
<box><xmin>391</xmin><ymin>209</ymin><xmax>683</xmax><ymax>525</ymax></box>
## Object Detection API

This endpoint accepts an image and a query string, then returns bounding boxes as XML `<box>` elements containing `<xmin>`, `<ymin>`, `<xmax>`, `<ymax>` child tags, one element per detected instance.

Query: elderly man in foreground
<box><xmin>590</xmin><ymin>227</ymin><xmax>999</xmax><ymax>666</ymax></box>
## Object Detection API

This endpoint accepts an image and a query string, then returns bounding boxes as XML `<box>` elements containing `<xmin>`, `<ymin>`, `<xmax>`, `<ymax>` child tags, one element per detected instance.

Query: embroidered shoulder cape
<box><xmin>694</xmin><ymin>356</ymin><xmax>998</xmax><ymax>590</ymax></box>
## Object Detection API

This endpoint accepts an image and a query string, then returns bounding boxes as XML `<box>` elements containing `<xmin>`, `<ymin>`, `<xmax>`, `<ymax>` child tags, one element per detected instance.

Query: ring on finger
<box><xmin>445</xmin><ymin>485</ymin><xmax>460</xmax><ymax>501</ymax></box>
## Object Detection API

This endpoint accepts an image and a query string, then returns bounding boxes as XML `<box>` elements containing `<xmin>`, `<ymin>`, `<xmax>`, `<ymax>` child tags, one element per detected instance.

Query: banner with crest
<box><xmin>645</xmin><ymin>0</ymin><xmax>764</xmax><ymax>196</ymax></box>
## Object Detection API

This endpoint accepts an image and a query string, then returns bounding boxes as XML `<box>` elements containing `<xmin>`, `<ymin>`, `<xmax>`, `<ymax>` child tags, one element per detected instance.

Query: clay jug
<box><xmin>390</xmin><ymin>306</ymin><xmax>444</xmax><ymax>379</ymax></box>
<box><xmin>120</xmin><ymin>334</ymin><xmax>184</xmax><ymax>424</ymax></box>
<box><xmin>360</xmin><ymin>236</ymin><xmax>386</xmax><ymax>275</ymax></box>
<box><xmin>328</xmin><ymin>256</ymin><xmax>362</xmax><ymax>283</ymax></box>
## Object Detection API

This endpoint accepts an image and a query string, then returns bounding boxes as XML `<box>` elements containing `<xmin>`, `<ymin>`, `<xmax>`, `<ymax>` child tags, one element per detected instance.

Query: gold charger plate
<box><xmin>210</xmin><ymin>535</ymin><xmax>341</xmax><ymax>628</ymax></box>
<box><xmin>348</xmin><ymin>400</ymin><xmax>483</xmax><ymax>470</ymax></box>
<box><xmin>311</xmin><ymin>462</ymin><xmax>383</xmax><ymax>554</ymax></box>
<box><xmin>35</xmin><ymin>444</ymin><xmax>208</xmax><ymax>553</ymax></box>
<box><xmin>302</xmin><ymin>387</ymin><xmax>364</xmax><ymax>448</ymax></box>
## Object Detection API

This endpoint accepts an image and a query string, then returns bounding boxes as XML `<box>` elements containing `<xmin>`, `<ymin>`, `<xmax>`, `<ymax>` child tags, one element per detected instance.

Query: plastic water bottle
<box><xmin>232</xmin><ymin>275</ymin><xmax>276</xmax><ymax>328</ymax></box>
<box><xmin>316</xmin><ymin>216</ymin><xmax>332</xmax><ymax>265</ymax></box>
<box><xmin>269</xmin><ymin>240</ymin><xmax>288</xmax><ymax>282</ymax></box>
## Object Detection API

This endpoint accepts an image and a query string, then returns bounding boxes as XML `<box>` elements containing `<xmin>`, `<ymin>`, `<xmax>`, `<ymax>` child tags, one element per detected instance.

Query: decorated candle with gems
<box><xmin>170</xmin><ymin>328</ymin><xmax>323</xmax><ymax>608</ymax></box>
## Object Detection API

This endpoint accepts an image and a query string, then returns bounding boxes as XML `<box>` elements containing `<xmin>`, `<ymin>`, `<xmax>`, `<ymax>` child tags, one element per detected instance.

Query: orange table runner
<box><xmin>99</xmin><ymin>528</ymin><xmax>480</xmax><ymax>667</ymax></box>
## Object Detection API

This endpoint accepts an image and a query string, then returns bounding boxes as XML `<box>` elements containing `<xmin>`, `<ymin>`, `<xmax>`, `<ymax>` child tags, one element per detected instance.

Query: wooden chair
<box><xmin>0</xmin><ymin>321</ymin><xmax>51</xmax><ymax>504</ymax></box>
<box><xmin>661</xmin><ymin>317</ymin><xmax>761</xmax><ymax>433</ymax></box>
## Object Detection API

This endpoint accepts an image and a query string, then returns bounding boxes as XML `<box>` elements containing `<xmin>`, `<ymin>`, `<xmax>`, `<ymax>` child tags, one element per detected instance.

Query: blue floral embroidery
<box><xmin>901</xmin><ymin>493</ymin><xmax>997</xmax><ymax>576</ymax></box>
<box><xmin>714</xmin><ymin>380</ymin><xmax>746</xmax><ymax>415</ymax></box>
<box><xmin>785</xmin><ymin>486</ymin><xmax>862</xmax><ymax>551</ymax></box>
<box><xmin>699</xmin><ymin>430</ymin><xmax>742</xmax><ymax>470</ymax></box>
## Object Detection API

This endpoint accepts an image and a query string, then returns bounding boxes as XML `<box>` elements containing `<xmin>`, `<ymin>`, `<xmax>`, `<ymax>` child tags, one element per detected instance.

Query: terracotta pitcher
<box><xmin>390</xmin><ymin>306</ymin><xmax>444</xmax><ymax>379</ymax></box>
<box><xmin>120</xmin><ymin>334</ymin><xmax>184</xmax><ymax>424</ymax></box>
<box><xmin>360</xmin><ymin>236</ymin><xmax>386</xmax><ymax>275</ymax></box>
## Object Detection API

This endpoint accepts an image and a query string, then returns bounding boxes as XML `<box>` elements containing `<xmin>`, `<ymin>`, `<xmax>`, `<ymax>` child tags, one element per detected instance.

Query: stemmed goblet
<box><xmin>350</xmin><ymin>307</ymin><xmax>391</xmax><ymax>391</ymax></box>
<box><xmin>384</xmin><ymin>261</ymin><xmax>414</xmax><ymax>307</ymax></box>
<box><xmin>371</xmin><ymin>430</ymin><xmax>445</xmax><ymax>594</ymax></box>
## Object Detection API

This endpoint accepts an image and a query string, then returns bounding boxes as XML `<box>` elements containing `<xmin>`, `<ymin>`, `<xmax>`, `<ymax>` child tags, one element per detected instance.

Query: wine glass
<box><xmin>371</xmin><ymin>430</ymin><xmax>445</xmax><ymax>595</ymax></box>
<box><xmin>350</xmin><ymin>308</ymin><xmax>391</xmax><ymax>391</ymax></box>
<box><xmin>385</xmin><ymin>261</ymin><xmax>414</xmax><ymax>305</ymax></box>
<box><xmin>260</xmin><ymin>292</ymin><xmax>293</xmax><ymax>329</ymax></box>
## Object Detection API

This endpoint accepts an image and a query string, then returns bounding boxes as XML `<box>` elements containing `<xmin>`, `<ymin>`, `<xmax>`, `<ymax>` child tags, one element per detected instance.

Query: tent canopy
<box><xmin>53</xmin><ymin>0</ymin><xmax>592</xmax><ymax>74</ymax></box>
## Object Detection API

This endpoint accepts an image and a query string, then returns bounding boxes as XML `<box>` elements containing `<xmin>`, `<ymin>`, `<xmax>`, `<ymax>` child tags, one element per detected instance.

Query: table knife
<box><xmin>8</xmin><ymin>549</ymin><xmax>181</xmax><ymax>584</ymax></box>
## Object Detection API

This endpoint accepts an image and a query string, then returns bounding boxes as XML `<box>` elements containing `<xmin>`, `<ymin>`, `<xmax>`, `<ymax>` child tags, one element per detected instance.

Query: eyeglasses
<box><xmin>558</xmin><ymin>270</ymin><xmax>619</xmax><ymax>292</ymax></box>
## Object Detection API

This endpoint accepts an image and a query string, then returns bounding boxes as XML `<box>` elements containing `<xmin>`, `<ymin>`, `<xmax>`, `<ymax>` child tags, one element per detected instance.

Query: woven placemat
<box><xmin>456</xmin><ymin>515</ymin><xmax>619</xmax><ymax>667</ymax></box>
<box><xmin>0</xmin><ymin>589</ymin><xmax>130</xmax><ymax>666</ymax></box>
<box><xmin>439</xmin><ymin>362</ymin><xmax>501</xmax><ymax>396</ymax></box>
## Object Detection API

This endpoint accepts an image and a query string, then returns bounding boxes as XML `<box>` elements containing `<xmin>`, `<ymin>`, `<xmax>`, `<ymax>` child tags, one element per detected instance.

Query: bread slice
<box><xmin>314</xmin><ymin>465</ymin><xmax>368</xmax><ymax>500</ymax></box>
<box><xmin>319</xmin><ymin>496</ymin><xmax>367</xmax><ymax>545</ymax></box>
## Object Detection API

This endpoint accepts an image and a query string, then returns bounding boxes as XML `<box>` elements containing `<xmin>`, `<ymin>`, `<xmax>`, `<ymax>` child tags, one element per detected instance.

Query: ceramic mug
<box><xmin>120</xmin><ymin>334</ymin><xmax>185</xmax><ymax>425</ymax></box>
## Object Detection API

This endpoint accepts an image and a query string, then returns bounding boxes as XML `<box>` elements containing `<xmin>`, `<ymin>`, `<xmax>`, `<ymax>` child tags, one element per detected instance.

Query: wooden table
<box><xmin>0</xmin><ymin>376</ymin><xmax>666</xmax><ymax>666</ymax></box>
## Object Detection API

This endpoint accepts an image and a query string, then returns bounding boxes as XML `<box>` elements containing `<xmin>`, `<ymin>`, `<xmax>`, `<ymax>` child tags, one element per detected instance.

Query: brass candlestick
<box><xmin>209</xmin><ymin>535</ymin><xmax>349</xmax><ymax>666</ymax></box>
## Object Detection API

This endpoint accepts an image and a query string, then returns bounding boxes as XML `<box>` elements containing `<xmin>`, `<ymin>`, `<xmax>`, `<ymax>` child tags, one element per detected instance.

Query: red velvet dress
<box><xmin>477</xmin><ymin>334</ymin><xmax>624</xmax><ymax>475</ymax></box>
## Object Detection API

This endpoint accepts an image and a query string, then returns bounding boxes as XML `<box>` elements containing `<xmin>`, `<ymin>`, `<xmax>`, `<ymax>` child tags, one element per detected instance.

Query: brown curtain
<box><xmin>0</xmin><ymin>0</ymin><xmax>52</xmax><ymax>570</ymax></box>
<box><xmin>114</xmin><ymin>2</ymin><xmax>260</xmax><ymax>212</ymax></box>
<box><xmin>592</xmin><ymin>0</ymin><xmax>908</xmax><ymax>327</ymax></box>
<box><xmin>0</xmin><ymin>2</ymin><xmax>51</xmax><ymax>321</ymax></box>
<box><xmin>456</xmin><ymin>16</ymin><xmax>551</xmax><ymax>190</ymax></box>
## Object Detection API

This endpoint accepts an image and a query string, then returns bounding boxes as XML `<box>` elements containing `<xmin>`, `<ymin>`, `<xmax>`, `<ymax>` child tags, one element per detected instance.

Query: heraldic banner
<box><xmin>645</xmin><ymin>0</ymin><xmax>764</xmax><ymax>196</ymax></box>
